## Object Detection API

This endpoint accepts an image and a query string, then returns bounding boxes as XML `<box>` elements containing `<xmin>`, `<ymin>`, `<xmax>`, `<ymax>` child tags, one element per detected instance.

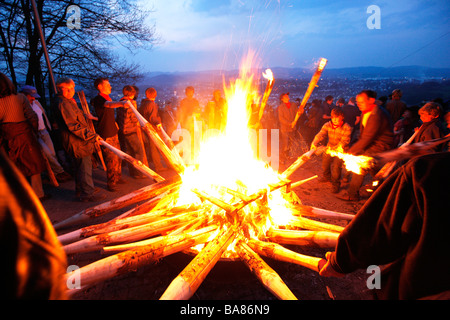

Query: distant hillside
<box><xmin>139</xmin><ymin>65</ymin><xmax>450</xmax><ymax>86</ymax></box>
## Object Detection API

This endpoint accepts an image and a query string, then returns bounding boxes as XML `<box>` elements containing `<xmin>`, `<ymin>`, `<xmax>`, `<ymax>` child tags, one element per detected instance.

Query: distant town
<box><xmin>80</xmin><ymin>66</ymin><xmax>450</xmax><ymax>112</ymax></box>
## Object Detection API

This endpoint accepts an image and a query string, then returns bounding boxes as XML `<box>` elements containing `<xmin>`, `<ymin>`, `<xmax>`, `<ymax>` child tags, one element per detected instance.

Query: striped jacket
<box><xmin>312</xmin><ymin>121</ymin><xmax>352</xmax><ymax>150</ymax></box>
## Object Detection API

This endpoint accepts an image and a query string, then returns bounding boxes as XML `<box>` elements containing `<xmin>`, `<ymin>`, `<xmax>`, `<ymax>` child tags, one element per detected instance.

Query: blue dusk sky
<box><xmin>130</xmin><ymin>0</ymin><xmax>450</xmax><ymax>72</ymax></box>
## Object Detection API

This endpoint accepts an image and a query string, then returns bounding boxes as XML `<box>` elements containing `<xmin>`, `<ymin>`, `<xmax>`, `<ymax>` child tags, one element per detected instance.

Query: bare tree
<box><xmin>0</xmin><ymin>0</ymin><xmax>158</xmax><ymax>106</ymax></box>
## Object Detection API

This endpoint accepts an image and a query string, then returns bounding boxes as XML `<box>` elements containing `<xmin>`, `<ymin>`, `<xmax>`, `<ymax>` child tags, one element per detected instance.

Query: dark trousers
<box><xmin>322</xmin><ymin>154</ymin><xmax>343</xmax><ymax>187</ymax></box>
<box><xmin>280</xmin><ymin>130</ymin><xmax>295</xmax><ymax>159</ymax></box>
<box><xmin>74</xmin><ymin>155</ymin><xmax>95</xmax><ymax>198</ymax></box>
<box><xmin>123</xmin><ymin>132</ymin><xmax>145</xmax><ymax>177</ymax></box>
<box><xmin>348</xmin><ymin>164</ymin><xmax>382</xmax><ymax>198</ymax></box>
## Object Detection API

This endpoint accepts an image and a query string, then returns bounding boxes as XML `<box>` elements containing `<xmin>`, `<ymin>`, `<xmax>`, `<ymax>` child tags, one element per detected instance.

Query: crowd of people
<box><xmin>1</xmin><ymin>71</ymin><xmax>450</xmax><ymax>299</ymax></box>
<box><xmin>1</xmin><ymin>70</ymin><xmax>449</xmax><ymax>203</ymax></box>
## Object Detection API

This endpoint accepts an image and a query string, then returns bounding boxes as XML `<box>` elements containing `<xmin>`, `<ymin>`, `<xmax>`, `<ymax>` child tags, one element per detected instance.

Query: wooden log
<box><xmin>290</xmin><ymin>204</ymin><xmax>354</xmax><ymax>221</ymax></box>
<box><xmin>98</xmin><ymin>139</ymin><xmax>164</xmax><ymax>182</ymax></box>
<box><xmin>266</xmin><ymin>228</ymin><xmax>339</xmax><ymax>248</ymax></box>
<box><xmin>374</xmin><ymin>135</ymin><xmax>450</xmax><ymax>164</ymax></box>
<box><xmin>78</xmin><ymin>90</ymin><xmax>106</xmax><ymax>171</ymax></box>
<box><xmin>292</xmin><ymin>58</ymin><xmax>327</xmax><ymax>127</ymax></box>
<box><xmin>282</xmin><ymin>149</ymin><xmax>316</xmax><ymax>178</ymax></box>
<box><xmin>126</xmin><ymin>100</ymin><xmax>185</xmax><ymax>175</ymax></box>
<box><xmin>290</xmin><ymin>175</ymin><xmax>318</xmax><ymax>189</ymax></box>
<box><xmin>65</xmin><ymin>226</ymin><xmax>217</xmax><ymax>289</ymax></box>
<box><xmin>160</xmin><ymin>226</ymin><xmax>237</xmax><ymax>300</ymax></box>
<box><xmin>58</xmin><ymin>205</ymin><xmax>200</xmax><ymax>245</ymax></box>
<box><xmin>247</xmin><ymin>239</ymin><xmax>322</xmax><ymax>272</ymax></box>
<box><xmin>63</xmin><ymin>210</ymin><xmax>199</xmax><ymax>255</ymax></box>
<box><xmin>236</xmin><ymin>240</ymin><xmax>297</xmax><ymax>300</ymax></box>
<box><xmin>103</xmin><ymin>222</ymin><xmax>215</xmax><ymax>253</ymax></box>
<box><xmin>289</xmin><ymin>216</ymin><xmax>345</xmax><ymax>233</ymax></box>
<box><xmin>374</xmin><ymin>128</ymin><xmax>419</xmax><ymax>180</ymax></box>
<box><xmin>53</xmin><ymin>176</ymin><xmax>182</xmax><ymax>230</ymax></box>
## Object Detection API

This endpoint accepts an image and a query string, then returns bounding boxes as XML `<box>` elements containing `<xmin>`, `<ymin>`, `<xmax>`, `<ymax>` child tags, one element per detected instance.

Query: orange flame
<box><xmin>326</xmin><ymin>146</ymin><xmax>374</xmax><ymax>174</ymax></box>
<box><xmin>174</xmin><ymin>52</ymin><xmax>294</xmax><ymax>246</ymax></box>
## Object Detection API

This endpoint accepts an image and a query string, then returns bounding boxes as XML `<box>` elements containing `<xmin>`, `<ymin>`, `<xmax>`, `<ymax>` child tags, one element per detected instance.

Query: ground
<box><xmin>43</xmin><ymin>154</ymin><xmax>375</xmax><ymax>300</ymax></box>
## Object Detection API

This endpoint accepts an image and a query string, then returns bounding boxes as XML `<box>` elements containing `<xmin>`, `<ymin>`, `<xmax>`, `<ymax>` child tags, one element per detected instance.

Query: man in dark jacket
<box><xmin>337</xmin><ymin>90</ymin><xmax>393</xmax><ymax>201</ymax></box>
<box><xmin>53</xmin><ymin>77</ymin><xmax>105</xmax><ymax>202</ymax></box>
<box><xmin>319</xmin><ymin>152</ymin><xmax>450</xmax><ymax>300</ymax></box>
<box><xmin>91</xmin><ymin>78</ymin><xmax>127</xmax><ymax>191</ymax></box>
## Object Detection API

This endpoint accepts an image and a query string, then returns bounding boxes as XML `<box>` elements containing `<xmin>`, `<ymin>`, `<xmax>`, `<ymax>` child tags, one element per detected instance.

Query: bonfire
<box><xmin>59</xmin><ymin>54</ymin><xmax>357</xmax><ymax>300</ymax></box>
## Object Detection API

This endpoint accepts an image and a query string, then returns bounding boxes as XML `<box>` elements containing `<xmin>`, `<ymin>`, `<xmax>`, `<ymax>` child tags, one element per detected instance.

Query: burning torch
<box><xmin>259</xmin><ymin>68</ymin><xmax>275</xmax><ymax>122</ymax></box>
<box><xmin>292</xmin><ymin>58</ymin><xmax>328</xmax><ymax>128</ymax></box>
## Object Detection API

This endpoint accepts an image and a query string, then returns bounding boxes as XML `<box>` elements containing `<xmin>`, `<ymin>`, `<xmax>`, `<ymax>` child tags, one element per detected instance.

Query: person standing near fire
<box><xmin>117</xmin><ymin>85</ymin><xmax>147</xmax><ymax>179</ymax></box>
<box><xmin>139</xmin><ymin>87</ymin><xmax>165</xmax><ymax>173</ymax></box>
<box><xmin>20</xmin><ymin>85</ymin><xmax>72</xmax><ymax>184</ymax></box>
<box><xmin>0</xmin><ymin>73</ymin><xmax>47</xmax><ymax>201</ymax></box>
<box><xmin>204</xmin><ymin>89</ymin><xmax>227</xmax><ymax>131</ymax></box>
<box><xmin>310</xmin><ymin>108</ymin><xmax>352</xmax><ymax>194</ymax></box>
<box><xmin>336</xmin><ymin>90</ymin><xmax>393</xmax><ymax>201</ymax></box>
<box><xmin>91</xmin><ymin>77</ymin><xmax>128</xmax><ymax>192</ymax></box>
<box><xmin>385</xmin><ymin>89</ymin><xmax>407</xmax><ymax>124</ymax></box>
<box><xmin>179</xmin><ymin>86</ymin><xmax>201</xmax><ymax>162</ymax></box>
<box><xmin>278</xmin><ymin>93</ymin><xmax>298</xmax><ymax>163</ymax></box>
<box><xmin>53</xmin><ymin>77</ymin><xmax>106</xmax><ymax>202</ymax></box>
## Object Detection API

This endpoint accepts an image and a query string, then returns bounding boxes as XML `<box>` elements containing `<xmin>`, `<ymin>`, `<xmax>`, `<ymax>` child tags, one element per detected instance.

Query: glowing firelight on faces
<box><xmin>175</xmin><ymin>55</ymin><xmax>294</xmax><ymax>238</ymax></box>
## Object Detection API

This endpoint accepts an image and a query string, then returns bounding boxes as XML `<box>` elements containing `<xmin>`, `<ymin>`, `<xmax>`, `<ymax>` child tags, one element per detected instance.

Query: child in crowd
<box><xmin>311</xmin><ymin>108</ymin><xmax>352</xmax><ymax>193</ymax></box>
<box><xmin>413</xmin><ymin>102</ymin><xmax>445</xmax><ymax>152</ymax></box>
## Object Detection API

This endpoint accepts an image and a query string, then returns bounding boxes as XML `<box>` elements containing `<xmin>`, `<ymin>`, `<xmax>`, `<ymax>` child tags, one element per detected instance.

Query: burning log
<box><xmin>289</xmin><ymin>216</ymin><xmax>344</xmax><ymax>233</ymax></box>
<box><xmin>98</xmin><ymin>139</ymin><xmax>164</xmax><ymax>182</ymax></box>
<box><xmin>63</xmin><ymin>211</ymin><xmax>200</xmax><ymax>255</ymax></box>
<box><xmin>104</xmin><ymin>217</ymin><xmax>212</xmax><ymax>253</ymax></box>
<box><xmin>126</xmin><ymin>100</ymin><xmax>185</xmax><ymax>175</ymax></box>
<box><xmin>258</xmin><ymin>69</ymin><xmax>274</xmax><ymax>122</ymax></box>
<box><xmin>160</xmin><ymin>226</ymin><xmax>237</xmax><ymax>300</ymax></box>
<box><xmin>58</xmin><ymin>205</ymin><xmax>200</xmax><ymax>245</ymax></box>
<box><xmin>282</xmin><ymin>149</ymin><xmax>317</xmax><ymax>178</ymax></box>
<box><xmin>247</xmin><ymin>239</ymin><xmax>322</xmax><ymax>272</ymax></box>
<box><xmin>373</xmin><ymin>133</ymin><xmax>450</xmax><ymax>180</ymax></box>
<box><xmin>53</xmin><ymin>176</ymin><xmax>182</xmax><ymax>230</ymax></box>
<box><xmin>292</xmin><ymin>58</ymin><xmax>328</xmax><ymax>127</ymax></box>
<box><xmin>266</xmin><ymin>228</ymin><xmax>339</xmax><ymax>248</ymax></box>
<box><xmin>65</xmin><ymin>226</ymin><xmax>217</xmax><ymax>290</ymax></box>
<box><xmin>236</xmin><ymin>240</ymin><xmax>297</xmax><ymax>300</ymax></box>
<box><xmin>290</xmin><ymin>204</ymin><xmax>354</xmax><ymax>221</ymax></box>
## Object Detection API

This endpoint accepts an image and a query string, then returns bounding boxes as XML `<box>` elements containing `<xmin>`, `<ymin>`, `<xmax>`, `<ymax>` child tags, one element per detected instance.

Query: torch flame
<box><xmin>262</xmin><ymin>68</ymin><xmax>274</xmax><ymax>82</ymax></box>
<box><xmin>326</xmin><ymin>146</ymin><xmax>374</xmax><ymax>175</ymax></box>
<box><xmin>318</xmin><ymin>58</ymin><xmax>327</xmax><ymax>71</ymax></box>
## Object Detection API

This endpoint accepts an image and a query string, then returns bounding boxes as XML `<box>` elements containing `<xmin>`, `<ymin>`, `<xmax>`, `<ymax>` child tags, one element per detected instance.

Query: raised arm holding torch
<box><xmin>292</xmin><ymin>58</ymin><xmax>328</xmax><ymax>129</ymax></box>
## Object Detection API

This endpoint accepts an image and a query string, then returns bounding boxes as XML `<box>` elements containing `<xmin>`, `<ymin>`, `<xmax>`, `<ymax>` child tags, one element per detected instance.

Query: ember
<box><xmin>61</xmin><ymin>54</ymin><xmax>353</xmax><ymax>300</ymax></box>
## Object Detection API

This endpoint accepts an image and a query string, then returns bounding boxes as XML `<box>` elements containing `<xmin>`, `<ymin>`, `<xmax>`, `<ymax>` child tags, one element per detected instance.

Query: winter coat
<box><xmin>329</xmin><ymin>152</ymin><xmax>450</xmax><ymax>300</ymax></box>
<box><xmin>53</xmin><ymin>95</ymin><xmax>96</xmax><ymax>159</ymax></box>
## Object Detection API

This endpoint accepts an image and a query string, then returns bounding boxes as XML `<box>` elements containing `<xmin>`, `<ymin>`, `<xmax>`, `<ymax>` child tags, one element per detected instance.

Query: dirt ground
<box><xmin>43</xmin><ymin>154</ymin><xmax>375</xmax><ymax>301</ymax></box>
